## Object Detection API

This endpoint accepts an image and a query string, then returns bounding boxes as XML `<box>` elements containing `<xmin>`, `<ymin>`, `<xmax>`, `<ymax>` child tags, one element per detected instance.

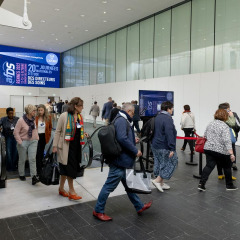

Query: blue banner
<box><xmin>139</xmin><ymin>90</ymin><xmax>174</xmax><ymax>117</ymax></box>
<box><xmin>0</xmin><ymin>45</ymin><xmax>60</xmax><ymax>88</ymax></box>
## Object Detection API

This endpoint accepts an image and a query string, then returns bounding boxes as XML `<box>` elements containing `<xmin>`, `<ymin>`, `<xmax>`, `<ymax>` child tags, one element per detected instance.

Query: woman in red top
<box><xmin>35</xmin><ymin>104</ymin><xmax>52</xmax><ymax>176</ymax></box>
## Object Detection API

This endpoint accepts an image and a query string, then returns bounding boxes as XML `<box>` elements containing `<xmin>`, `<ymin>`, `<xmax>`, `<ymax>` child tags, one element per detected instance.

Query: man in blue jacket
<box><xmin>102</xmin><ymin>97</ymin><xmax>113</xmax><ymax>125</ymax></box>
<box><xmin>93</xmin><ymin>103</ymin><xmax>152</xmax><ymax>221</ymax></box>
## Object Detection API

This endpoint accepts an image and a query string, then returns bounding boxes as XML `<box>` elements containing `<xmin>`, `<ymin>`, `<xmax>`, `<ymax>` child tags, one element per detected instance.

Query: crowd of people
<box><xmin>0</xmin><ymin>97</ymin><xmax>239</xmax><ymax>221</ymax></box>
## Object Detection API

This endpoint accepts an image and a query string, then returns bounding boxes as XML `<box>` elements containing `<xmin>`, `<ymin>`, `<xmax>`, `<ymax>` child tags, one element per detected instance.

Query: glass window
<box><xmin>90</xmin><ymin>40</ymin><xmax>98</xmax><ymax>85</ymax></box>
<box><xmin>69</xmin><ymin>48</ymin><xmax>77</xmax><ymax>87</ymax></box>
<box><xmin>215</xmin><ymin>0</ymin><xmax>240</xmax><ymax>71</ymax></box>
<box><xmin>62</xmin><ymin>50</ymin><xmax>73</xmax><ymax>88</ymax></box>
<box><xmin>171</xmin><ymin>3</ymin><xmax>191</xmax><ymax>76</ymax></box>
<box><xmin>106</xmin><ymin>33</ymin><xmax>116</xmax><ymax>83</ymax></box>
<box><xmin>83</xmin><ymin>43</ymin><xmax>90</xmax><ymax>86</ymax></box>
<box><xmin>154</xmin><ymin>11</ymin><xmax>171</xmax><ymax>78</ymax></box>
<box><xmin>97</xmin><ymin>37</ymin><xmax>106</xmax><ymax>84</ymax></box>
<box><xmin>127</xmin><ymin>23</ymin><xmax>139</xmax><ymax>81</ymax></box>
<box><xmin>139</xmin><ymin>17</ymin><xmax>154</xmax><ymax>79</ymax></box>
<box><xmin>116</xmin><ymin>28</ymin><xmax>127</xmax><ymax>82</ymax></box>
<box><xmin>76</xmin><ymin>46</ymin><xmax>83</xmax><ymax>86</ymax></box>
<box><xmin>191</xmin><ymin>0</ymin><xmax>214</xmax><ymax>74</ymax></box>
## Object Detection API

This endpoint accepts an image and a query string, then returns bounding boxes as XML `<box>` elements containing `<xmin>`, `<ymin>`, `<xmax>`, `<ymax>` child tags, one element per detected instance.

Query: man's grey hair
<box><xmin>122</xmin><ymin>102</ymin><xmax>134</xmax><ymax>112</ymax></box>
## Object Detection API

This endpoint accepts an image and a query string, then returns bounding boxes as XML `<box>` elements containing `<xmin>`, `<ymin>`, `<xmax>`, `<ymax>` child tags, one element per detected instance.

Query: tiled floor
<box><xmin>1</xmin><ymin>131</ymin><xmax>240</xmax><ymax>239</ymax></box>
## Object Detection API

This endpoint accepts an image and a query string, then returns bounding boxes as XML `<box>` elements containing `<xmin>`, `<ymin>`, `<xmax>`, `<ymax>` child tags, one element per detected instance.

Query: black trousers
<box><xmin>201</xmin><ymin>150</ymin><xmax>233</xmax><ymax>187</ymax></box>
<box><xmin>36</xmin><ymin>133</ymin><xmax>46</xmax><ymax>175</ymax></box>
<box><xmin>182</xmin><ymin>128</ymin><xmax>194</xmax><ymax>152</ymax></box>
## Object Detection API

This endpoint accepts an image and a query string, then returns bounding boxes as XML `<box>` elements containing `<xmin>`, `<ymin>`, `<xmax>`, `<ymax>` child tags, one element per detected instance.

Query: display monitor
<box><xmin>0</xmin><ymin>45</ymin><xmax>60</xmax><ymax>88</ymax></box>
<box><xmin>139</xmin><ymin>90</ymin><xmax>174</xmax><ymax>117</ymax></box>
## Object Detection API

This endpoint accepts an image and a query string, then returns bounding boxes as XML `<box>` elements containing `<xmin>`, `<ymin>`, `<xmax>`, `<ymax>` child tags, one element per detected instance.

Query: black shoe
<box><xmin>226</xmin><ymin>185</ymin><xmax>238</xmax><ymax>191</ymax></box>
<box><xmin>198</xmin><ymin>183</ymin><xmax>206</xmax><ymax>191</ymax></box>
<box><xmin>32</xmin><ymin>175</ymin><xmax>40</xmax><ymax>185</ymax></box>
<box><xmin>19</xmin><ymin>176</ymin><xmax>26</xmax><ymax>181</ymax></box>
<box><xmin>232</xmin><ymin>164</ymin><xmax>238</xmax><ymax>171</ymax></box>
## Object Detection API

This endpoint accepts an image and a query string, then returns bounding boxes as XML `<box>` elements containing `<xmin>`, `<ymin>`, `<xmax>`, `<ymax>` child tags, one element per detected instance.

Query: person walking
<box><xmin>198</xmin><ymin>109</ymin><xmax>237</xmax><ymax>191</ymax></box>
<box><xmin>151</xmin><ymin>101</ymin><xmax>178</xmax><ymax>192</ymax></box>
<box><xmin>52</xmin><ymin>97</ymin><xmax>88</xmax><ymax>200</ymax></box>
<box><xmin>0</xmin><ymin>108</ymin><xmax>19</xmax><ymax>171</ymax></box>
<box><xmin>102</xmin><ymin>97</ymin><xmax>113</xmax><ymax>125</ymax></box>
<box><xmin>132</xmin><ymin>100</ymin><xmax>141</xmax><ymax>136</ymax></box>
<box><xmin>93</xmin><ymin>103</ymin><xmax>152</xmax><ymax>221</ymax></box>
<box><xmin>89</xmin><ymin>101</ymin><xmax>100</xmax><ymax>128</ymax></box>
<box><xmin>13</xmin><ymin>104</ymin><xmax>39</xmax><ymax>185</ymax></box>
<box><xmin>180</xmin><ymin>105</ymin><xmax>195</xmax><ymax>154</ymax></box>
<box><xmin>62</xmin><ymin>100</ymin><xmax>69</xmax><ymax>113</ymax></box>
<box><xmin>35</xmin><ymin>104</ymin><xmax>52</xmax><ymax>176</ymax></box>
<box><xmin>109</xmin><ymin>103</ymin><xmax>120</xmax><ymax>123</ymax></box>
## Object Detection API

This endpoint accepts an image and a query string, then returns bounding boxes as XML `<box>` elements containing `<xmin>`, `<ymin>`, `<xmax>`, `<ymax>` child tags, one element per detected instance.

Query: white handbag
<box><xmin>126</xmin><ymin>157</ymin><xmax>152</xmax><ymax>194</ymax></box>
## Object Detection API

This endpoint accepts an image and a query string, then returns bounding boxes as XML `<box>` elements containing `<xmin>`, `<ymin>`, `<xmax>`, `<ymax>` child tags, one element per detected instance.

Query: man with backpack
<box><xmin>93</xmin><ymin>103</ymin><xmax>152</xmax><ymax>221</ymax></box>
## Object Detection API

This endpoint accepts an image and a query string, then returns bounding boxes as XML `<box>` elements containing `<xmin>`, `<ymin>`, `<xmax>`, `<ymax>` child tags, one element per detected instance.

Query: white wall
<box><xmin>0</xmin><ymin>86</ymin><xmax>60</xmax><ymax>113</ymax></box>
<box><xmin>59</xmin><ymin>69</ymin><xmax>240</xmax><ymax>146</ymax></box>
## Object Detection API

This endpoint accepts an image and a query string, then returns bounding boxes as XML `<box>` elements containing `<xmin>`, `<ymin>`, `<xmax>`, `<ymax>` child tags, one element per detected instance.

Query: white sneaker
<box><xmin>162</xmin><ymin>183</ymin><xmax>170</xmax><ymax>190</ymax></box>
<box><xmin>151</xmin><ymin>179</ymin><xmax>164</xmax><ymax>192</ymax></box>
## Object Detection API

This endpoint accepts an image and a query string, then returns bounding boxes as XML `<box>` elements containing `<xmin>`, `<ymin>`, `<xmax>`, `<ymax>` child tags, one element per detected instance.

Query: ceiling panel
<box><xmin>0</xmin><ymin>0</ymin><xmax>185</xmax><ymax>52</ymax></box>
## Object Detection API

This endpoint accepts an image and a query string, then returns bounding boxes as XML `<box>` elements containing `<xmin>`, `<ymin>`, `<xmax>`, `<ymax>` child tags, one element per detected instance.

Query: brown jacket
<box><xmin>53</xmin><ymin>112</ymin><xmax>70</xmax><ymax>165</ymax></box>
<box><xmin>35</xmin><ymin>116</ymin><xmax>52</xmax><ymax>144</ymax></box>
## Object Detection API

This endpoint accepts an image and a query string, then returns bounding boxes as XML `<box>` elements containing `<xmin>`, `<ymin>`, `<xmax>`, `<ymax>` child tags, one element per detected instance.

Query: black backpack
<box><xmin>98</xmin><ymin>116</ymin><xmax>129</xmax><ymax>170</ymax></box>
<box><xmin>140</xmin><ymin>116</ymin><xmax>156</xmax><ymax>142</ymax></box>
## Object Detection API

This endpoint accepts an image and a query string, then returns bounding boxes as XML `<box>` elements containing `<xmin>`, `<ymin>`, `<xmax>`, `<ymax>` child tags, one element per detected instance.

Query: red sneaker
<box><xmin>137</xmin><ymin>200</ymin><xmax>153</xmax><ymax>214</ymax></box>
<box><xmin>93</xmin><ymin>211</ymin><xmax>112</xmax><ymax>221</ymax></box>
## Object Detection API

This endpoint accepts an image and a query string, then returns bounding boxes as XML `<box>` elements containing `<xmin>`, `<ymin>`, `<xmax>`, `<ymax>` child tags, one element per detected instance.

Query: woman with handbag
<box><xmin>180</xmin><ymin>105</ymin><xmax>195</xmax><ymax>154</ymax></box>
<box><xmin>151</xmin><ymin>101</ymin><xmax>178</xmax><ymax>192</ymax></box>
<box><xmin>35</xmin><ymin>104</ymin><xmax>52</xmax><ymax>176</ymax></box>
<box><xmin>52</xmin><ymin>97</ymin><xmax>88</xmax><ymax>200</ymax></box>
<box><xmin>198</xmin><ymin>109</ymin><xmax>237</xmax><ymax>191</ymax></box>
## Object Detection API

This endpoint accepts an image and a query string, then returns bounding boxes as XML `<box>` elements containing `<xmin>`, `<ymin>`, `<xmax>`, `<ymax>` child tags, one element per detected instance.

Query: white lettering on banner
<box><xmin>3</xmin><ymin>61</ymin><xmax>15</xmax><ymax>84</ymax></box>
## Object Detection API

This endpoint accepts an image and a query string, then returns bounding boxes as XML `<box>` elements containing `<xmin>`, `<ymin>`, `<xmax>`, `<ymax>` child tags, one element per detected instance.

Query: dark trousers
<box><xmin>182</xmin><ymin>128</ymin><xmax>194</xmax><ymax>152</ymax></box>
<box><xmin>201</xmin><ymin>150</ymin><xmax>233</xmax><ymax>187</ymax></box>
<box><xmin>133</xmin><ymin>121</ymin><xmax>141</xmax><ymax>133</ymax></box>
<box><xmin>6</xmin><ymin>135</ymin><xmax>18</xmax><ymax>171</ymax></box>
<box><xmin>232</xmin><ymin>143</ymin><xmax>236</xmax><ymax>164</ymax></box>
<box><xmin>36</xmin><ymin>133</ymin><xmax>46</xmax><ymax>175</ymax></box>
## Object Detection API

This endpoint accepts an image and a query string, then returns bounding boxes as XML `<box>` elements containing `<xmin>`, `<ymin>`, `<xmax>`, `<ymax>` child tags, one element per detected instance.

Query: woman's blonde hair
<box><xmin>24</xmin><ymin>104</ymin><xmax>36</xmax><ymax>114</ymax></box>
<box><xmin>37</xmin><ymin>104</ymin><xmax>50</xmax><ymax>121</ymax></box>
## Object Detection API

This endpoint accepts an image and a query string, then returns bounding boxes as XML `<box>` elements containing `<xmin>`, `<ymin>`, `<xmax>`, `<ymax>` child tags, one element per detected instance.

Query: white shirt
<box><xmin>181</xmin><ymin>112</ymin><xmax>195</xmax><ymax>129</ymax></box>
<box><xmin>38</xmin><ymin>120</ymin><xmax>45</xmax><ymax>134</ymax></box>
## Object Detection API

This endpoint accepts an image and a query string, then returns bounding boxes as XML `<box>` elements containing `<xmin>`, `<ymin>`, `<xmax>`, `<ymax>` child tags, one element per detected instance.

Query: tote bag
<box><xmin>126</xmin><ymin>157</ymin><xmax>152</xmax><ymax>194</ymax></box>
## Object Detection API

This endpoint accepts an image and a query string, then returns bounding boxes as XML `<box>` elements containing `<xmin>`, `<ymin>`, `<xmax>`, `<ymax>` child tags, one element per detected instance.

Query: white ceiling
<box><xmin>0</xmin><ymin>0</ymin><xmax>184</xmax><ymax>53</ymax></box>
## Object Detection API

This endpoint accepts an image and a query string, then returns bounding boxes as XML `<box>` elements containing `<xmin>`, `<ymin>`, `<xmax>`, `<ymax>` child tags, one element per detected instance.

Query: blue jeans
<box><xmin>95</xmin><ymin>164</ymin><xmax>144</xmax><ymax>213</ymax></box>
<box><xmin>6</xmin><ymin>135</ymin><xmax>18</xmax><ymax>171</ymax></box>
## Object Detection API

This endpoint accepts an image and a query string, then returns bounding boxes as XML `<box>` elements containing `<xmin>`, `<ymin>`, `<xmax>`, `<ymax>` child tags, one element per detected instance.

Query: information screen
<box><xmin>139</xmin><ymin>90</ymin><xmax>174</xmax><ymax>117</ymax></box>
<box><xmin>0</xmin><ymin>45</ymin><xmax>60</xmax><ymax>88</ymax></box>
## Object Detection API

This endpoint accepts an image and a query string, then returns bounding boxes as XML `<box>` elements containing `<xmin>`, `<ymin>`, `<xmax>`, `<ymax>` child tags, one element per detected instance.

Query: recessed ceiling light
<box><xmin>85</xmin><ymin>29</ymin><xmax>89</xmax><ymax>32</ymax></box>
<box><xmin>55</xmin><ymin>38</ymin><xmax>58</xmax><ymax>41</ymax></box>
<box><xmin>126</xmin><ymin>8</ymin><xmax>132</xmax><ymax>11</ymax></box>
<box><xmin>64</xmin><ymin>25</ymin><xmax>68</xmax><ymax>28</ymax></box>
<box><xmin>162</xmin><ymin>27</ymin><xmax>165</xmax><ymax>30</ymax></box>
<box><xmin>103</xmin><ymin>11</ymin><xmax>107</xmax><ymax>14</ymax></box>
<box><xmin>54</xmin><ymin>8</ymin><xmax>60</xmax><ymax>11</ymax></box>
<box><xmin>51</xmin><ymin>33</ymin><xmax>55</xmax><ymax>36</ymax></box>
<box><xmin>80</xmin><ymin>14</ymin><xmax>85</xmax><ymax>17</ymax></box>
<box><xmin>102</xmin><ymin>1</ymin><xmax>107</xmax><ymax>3</ymax></box>
<box><xmin>21</xmin><ymin>36</ymin><xmax>25</xmax><ymax>38</ymax></box>
<box><xmin>40</xmin><ymin>20</ymin><xmax>46</xmax><ymax>23</ymax></box>
<box><xmin>103</xmin><ymin>20</ymin><xmax>107</xmax><ymax>23</ymax></box>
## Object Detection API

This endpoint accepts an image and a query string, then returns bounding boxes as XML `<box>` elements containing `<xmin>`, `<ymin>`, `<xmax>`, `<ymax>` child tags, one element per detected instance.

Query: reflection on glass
<box><xmin>90</xmin><ymin>40</ymin><xmax>97</xmax><ymax>85</ymax></box>
<box><xmin>154</xmin><ymin>11</ymin><xmax>171</xmax><ymax>78</ymax></box>
<box><xmin>116</xmin><ymin>28</ymin><xmax>127</xmax><ymax>82</ymax></box>
<box><xmin>171</xmin><ymin>3</ymin><xmax>191</xmax><ymax>76</ymax></box>
<box><xmin>97</xmin><ymin>37</ymin><xmax>106</xmax><ymax>84</ymax></box>
<box><xmin>127</xmin><ymin>23</ymin><xmax>139</xmax><ymax>81</ymax></box>
<box><xmin>139</xmin><ymin>17</ymin><xmax>154</xmax><ymax>80</ymax></box>
<box><xmin>83</xmin><ymin>43</ymin><xmax>90</xmax><ymax>85</ymax></box>
<box><xmin>106</xmin><ymin>33</ymin><xmax>116</xmax><ymax>83</ymax></box>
